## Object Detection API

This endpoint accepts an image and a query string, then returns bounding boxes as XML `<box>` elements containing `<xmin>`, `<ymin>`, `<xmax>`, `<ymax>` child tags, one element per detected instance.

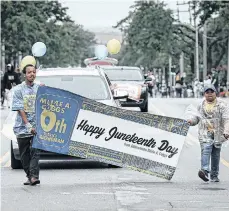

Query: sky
<box><xmin>59</xmin><ymin>0</ymin><xmax>191</xmax><ymax>31</ymax></box>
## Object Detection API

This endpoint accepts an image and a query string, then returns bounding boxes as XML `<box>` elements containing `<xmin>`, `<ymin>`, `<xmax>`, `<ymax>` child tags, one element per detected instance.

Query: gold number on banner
<box><xmin>40</xmin><ymin>109</ymin><xmax>66</xmax><ymax>133</ymax></box>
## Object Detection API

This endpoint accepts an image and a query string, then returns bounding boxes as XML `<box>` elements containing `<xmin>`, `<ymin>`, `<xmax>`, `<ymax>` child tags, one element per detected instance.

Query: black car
<box><xmin>99</xmin><ymin>66</ymin><xmax>152</xmax><ymax>112</ymax></box>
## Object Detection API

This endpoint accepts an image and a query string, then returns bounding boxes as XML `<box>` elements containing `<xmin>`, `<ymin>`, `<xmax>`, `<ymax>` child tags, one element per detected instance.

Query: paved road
<box><xmin>0</xmin><ymin>106</ymin><xmax>11</xmax><ymax>166</ymax></box>
<box><xmin>1</xmin><ymin>98</ymin><xmax>229</xmax><ymax>211</ymax></box>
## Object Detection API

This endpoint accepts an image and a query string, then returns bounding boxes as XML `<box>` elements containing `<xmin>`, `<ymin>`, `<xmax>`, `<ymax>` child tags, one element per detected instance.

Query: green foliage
<box><xmin>1</xmin><ymin>1</ymin><xmax>95</xmax><ymax>67</ymax></box>
<box><xmin>193</xmin><ymin>0</ymin><xmax>229</xmax><ymax>25</ymax></box>
<box><xmin>114</xmin><ymin>1</ymin><xmax>174</xmax><ymax>68</ymax></box>
<box><xmin>114</xmin><ymin>0</ymin><xmax>228</xmax><ymax>81</ymax></box>
<box><xmin>205</xmin><ymin>15</ymin><xmax>229</xmax><ymax>70</ymax></box>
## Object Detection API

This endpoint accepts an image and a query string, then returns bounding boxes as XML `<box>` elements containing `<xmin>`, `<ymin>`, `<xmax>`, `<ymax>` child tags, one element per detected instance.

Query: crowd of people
<box><xmin>145</xmin><ymin>70</ymin><xmax>229</xmax><ymax>98</ymax></box>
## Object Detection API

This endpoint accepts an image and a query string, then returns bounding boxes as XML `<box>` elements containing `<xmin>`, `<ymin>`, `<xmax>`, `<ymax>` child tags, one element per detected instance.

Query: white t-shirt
<box><xmin>148</xmin><ymin>75</ymin><xmax>155</xmax><ymax>86</ymax></box>
<box><xmin>204</xmin><ymin>79</ymin><xmax>211</xmax><ymax>86</ymax></box>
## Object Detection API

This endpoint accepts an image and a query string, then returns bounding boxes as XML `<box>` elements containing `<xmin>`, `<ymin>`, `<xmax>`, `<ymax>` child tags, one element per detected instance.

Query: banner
<box><xmin>33</xmin><ymin>86</ymin><xmax>190</xmax><ymax>180</ymax></box>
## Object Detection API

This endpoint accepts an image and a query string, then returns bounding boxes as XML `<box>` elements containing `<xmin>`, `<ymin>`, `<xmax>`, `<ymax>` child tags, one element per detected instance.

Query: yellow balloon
<box><xmin>107</xmin><ymin>39</ymin><xmax>121</xmax><ymax>55</ymax></box>
<box><xmin>20</xmin><ymin>55</ymin><xmax>36</xmax><ymax>71</ymax></box>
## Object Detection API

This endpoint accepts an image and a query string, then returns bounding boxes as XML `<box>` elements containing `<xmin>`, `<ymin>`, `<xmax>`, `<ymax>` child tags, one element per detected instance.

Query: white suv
<box><xmin>2</xmin><ymin>67</ymin><xmax>128</xmax><ymax>169</ymax></box>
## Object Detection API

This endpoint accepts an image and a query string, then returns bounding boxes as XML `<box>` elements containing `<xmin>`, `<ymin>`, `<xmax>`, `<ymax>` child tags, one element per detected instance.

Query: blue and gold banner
<box><xmin>33</xmin><ymin>86</ymin><xmax>190</xmax><ymax>180</ymax></box>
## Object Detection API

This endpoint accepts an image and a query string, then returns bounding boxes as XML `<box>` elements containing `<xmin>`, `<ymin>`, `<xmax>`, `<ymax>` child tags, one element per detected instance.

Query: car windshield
<box><xmin>35</xmin><ymin>75</ymin><xmax>111</xmax><ymax>100</ymax></box>
<box><xmin>103</xmin><ymin>69</ymin><xmax>144</xmax><ymax>81</ymax></box>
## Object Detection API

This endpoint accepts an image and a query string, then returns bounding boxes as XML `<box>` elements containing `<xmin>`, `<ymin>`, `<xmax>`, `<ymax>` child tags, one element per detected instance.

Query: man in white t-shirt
<box><xmin>147</xmin><ymin>72</ymin><xmax>155</xmax><ymax>97</ymax></box>
<box><xmin>204</xmin><ymin>72</ymin><xmax>212</xmax><ymax>86</ymax></box>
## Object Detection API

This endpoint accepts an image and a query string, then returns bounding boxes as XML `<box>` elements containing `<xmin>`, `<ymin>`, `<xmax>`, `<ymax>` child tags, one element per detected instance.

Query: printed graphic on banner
<box><xmin>33</xmin><ymin>86</ymin><xmax>190</xmax><ymax>180</ymax></box>
<box><xmin>71</xmin><ymin>110</ymin><xmax>183</xmax><ymax>167</ymax></box>
<box><xmin>33</xmin><ymin>88</ymin><xmax>82</xmax><ymax>154</ymax></box>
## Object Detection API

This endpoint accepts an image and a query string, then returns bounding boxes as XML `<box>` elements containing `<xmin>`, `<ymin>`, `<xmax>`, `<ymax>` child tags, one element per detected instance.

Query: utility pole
<box><xmin>176</xmin><ymin>1</ymin><xmax>192</xmax><ymax>24</ymax></box>
<box><xmin>169</xmin><ymin>56</ymin><xmax>172</xmax><ymax>86</ymax></box>
<box><xmin>203</xmin><ymin>22</ymin><xmax>207</xmax><ymax>79</ymax></box>
<box><xmin>194</xmin><ymin>21</ymin><xmax>199</xmax><ymax>81</ymax></box>
<box><xmin>18</xmin><ymin>51</ymin><xmax>22</xmax><ymax>64</ymax></box>
<box><xmin>180</xmin><ymin>52</ymin><xmax>184</xmax><ymax>76</ymax></box>
<box><xmin>2</xmin><ymin>40</ymin><xmax>5</xmax><ymax>73</ymax></box>
<box><xmin>193</xmin><ymin>5</ymin><xmax>199</xmax><ymax>81</ymax></box>
<box><xmin>227</xmin><ymin>37</ymin><xmax>229</xmax><ymax>90</ymax></box>
<box><xmin>188</xmin><ymin>1</ymin><xmax>193</xmax><ymax>25</ymax></box>
<box><xmin>177</xmin><ymin>1</ymin><xmax>200</xmax><ymax>80</ymax></box>
<box><xmin>176</xmin><ymin>1</ymin><xmax>189</xmax><ymax>79</ymax></box>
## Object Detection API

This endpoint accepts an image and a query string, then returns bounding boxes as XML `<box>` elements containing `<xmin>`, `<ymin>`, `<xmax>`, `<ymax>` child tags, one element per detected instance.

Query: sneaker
<box><xmin>198</xmin><ymin>170</ymin><xmax>209</xmax><ymax>182</ymax></box>
<box><xmin>30</xmin><ymin>177</ymin><xmax>40</xmax><ymax>186</ymax></box>
<box><xmin>211</xmin><ymin>177</ymin><xmax>220</xmax><ymax>182</ymax></box>
<box><xmin>23</xmin><ymin>179</ymin><xmax>31</xmax><ymax>185</ymax></box>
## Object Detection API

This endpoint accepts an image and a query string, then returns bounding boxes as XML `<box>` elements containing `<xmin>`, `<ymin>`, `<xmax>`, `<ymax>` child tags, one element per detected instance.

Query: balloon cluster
<box><xmin>20</xmin><ymin>42</ymin><xmax>47</xmax><ymax>71</ymax></box>
<box><xmin>94</xmin><ymin>39</ymin><xmax>121</xmax><ymax>60</ymax></box>
<box><xmin>20</xmin><ymin>38</ymin><xmax>122</xmax><ymax>71</ymax></box>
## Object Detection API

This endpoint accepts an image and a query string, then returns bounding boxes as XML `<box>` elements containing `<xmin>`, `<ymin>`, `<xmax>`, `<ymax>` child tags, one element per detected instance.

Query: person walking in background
<box><xmin>12</xmin><ymin>64</ymin><xmax>41</xmax><ymax>186</ymax></box>
<box><xmin>175</xmin><ymin>71</ymin><xmax>183</xmax><ymax>98</ymax></box>
<box><xmin>144</xmin><ymin>70</ymin><xmax>149</xmax><ymax>80</ymax></box>
<box><xmin>187</xmin><ymin>84</ymin><xmax>193</xmax><ymax>98</ymax></box>
<box><xmin>211</xmin><ymin>69</ymin><xmax>219</xmax><ymax>94</ymax></box>
<box><xmin>147</xmin><ymin>71</ymin><xmax>155</xmax><ymax>97</ymax></box>
<box><xmin>193</xmin><ymin>78</ymin><xmax>200</xmax><ymax>98</ymax></box>
<box><xmin>161</xmin><ymin>77</ymin><xmax>167</xmax><ymax>98</ymax></box>
<box><xmin>16</xmin><ymin>67</ymin><xmax>22</xmax><ymax>83</ymax></box>
<box><xmin>1</xmin><ymin>71</ymin><xmax>5</xmax><ymax>106</ymax></box>
<box><xmin>204</xmin><ymin>72</ymin><xmax>212</xmax><ymax>86</ymax></box>
<box><xmin>3</xmin><ymin>64</ymin><xmax>20</xmax><ymax>108</ymax></box>
<box><xmin>187</xmin><ymin>84</ymin><xmax>229</xmax><ymax>182</ymax></box>
<box><xmin>199</xmin><ymin>82</ymin><xmax>204</xmax><ymax>97</ymax></box>
<box><xmin>3</xmin><ymin>64</ymin><xmax>20</xmax><ymax>89</ymax></box>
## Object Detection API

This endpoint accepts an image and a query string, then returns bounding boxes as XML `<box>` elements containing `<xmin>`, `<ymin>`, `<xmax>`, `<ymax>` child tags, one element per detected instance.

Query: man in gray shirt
<box><xmin>12</xmin><ymin>64</ymin><xmax>40</xmax><ymax>186</ymax></box>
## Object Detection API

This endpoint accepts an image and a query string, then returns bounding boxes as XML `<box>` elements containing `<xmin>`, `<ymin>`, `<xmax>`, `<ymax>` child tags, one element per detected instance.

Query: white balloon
<box><xmin>32</xmin><ymin>42</ymin><xmax>47</xmax><ymax>57</ymax></box>
<box><xmin>94</xmin><ymin>45</ymin><xmax>108</xmax><ymax>59</ymax></box>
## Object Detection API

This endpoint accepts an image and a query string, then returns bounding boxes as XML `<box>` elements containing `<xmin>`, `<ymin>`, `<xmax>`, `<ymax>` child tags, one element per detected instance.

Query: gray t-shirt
<box><xmin>12</xmin><ymin>82</ymin><xmax>39</xmax><ymax>138</ymax></box>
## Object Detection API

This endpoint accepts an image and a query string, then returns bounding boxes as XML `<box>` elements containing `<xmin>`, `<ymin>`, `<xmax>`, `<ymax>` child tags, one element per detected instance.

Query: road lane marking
<box><xmin>150</xmin><ymin>103</ymin><xmax>229</xmax><ymax>169</ymax></box>
<box><xmin>83</xmin><ymin>192</ymin><xmax>113</xmax><ymax>195</ymax></box>
<box><xmin>4</xmin><ymin>160</ymin><xmax>11</xmax><ymax>167</ymax></box>
<box><xmin>0</xmin><ymin>151</ymin><xmax>10</xmax><ymax>163</ymax></box>
<box><xmin>221</xmin><ymin>158</ymin><xmax>229</xmax><ymax>168</ymax></box>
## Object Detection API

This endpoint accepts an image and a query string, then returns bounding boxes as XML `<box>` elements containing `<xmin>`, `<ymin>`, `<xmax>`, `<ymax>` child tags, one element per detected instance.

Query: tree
<box><xmin>205</xmin><ymin>17</ymin><xmax>229</xmax><ymax>70</ymax></box>
<box><xmin>193</xmin><ymin>0</ymin><xmax>229</xmax><ymax>25</ymax></box>
<box><xmin>111</xmin><ymin>0</ymin><xmax>229</xmax><ymax>85</ymax></box>
<box><xmin>192</xmin><ymin>1</ymin><xmax>229</xmax><ymax>70</ymax></box>
<box><xmin>1</xmin><ymin>1</ymin><xmax>71</xmax><ymax>58</ymax></box>
<box><xmin>114</xmin><ymin>1</ymin><xmax>175</xmax><ymax>69</ymax></box>
<box><xmin>1</xmin><ymin>1</ymin><xmax>95</xmax><ymax>67</ymax></box>
<box><xmin>39</xmin><ymin>22</ymin><xmax>95</xmax><ymax>67</ymax></box>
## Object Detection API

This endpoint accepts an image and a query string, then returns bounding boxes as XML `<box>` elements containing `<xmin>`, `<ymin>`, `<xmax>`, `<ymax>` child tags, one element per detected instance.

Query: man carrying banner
<box><xmin>187</xmin><ymin>84</ymin><xmax>229</xmax><ymax>182</ymax></box>
<box><xmin>12</xmin><ymin>64</ymin><xmax>41</xmax><ymax>186</ymax></box>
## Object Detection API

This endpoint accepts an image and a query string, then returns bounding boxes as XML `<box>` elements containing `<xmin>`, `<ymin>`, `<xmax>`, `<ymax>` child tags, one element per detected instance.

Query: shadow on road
<box><xmin>39</xmin><ymin>160</ymin><xmax>119</xmax><ymax>170</ymax></box>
